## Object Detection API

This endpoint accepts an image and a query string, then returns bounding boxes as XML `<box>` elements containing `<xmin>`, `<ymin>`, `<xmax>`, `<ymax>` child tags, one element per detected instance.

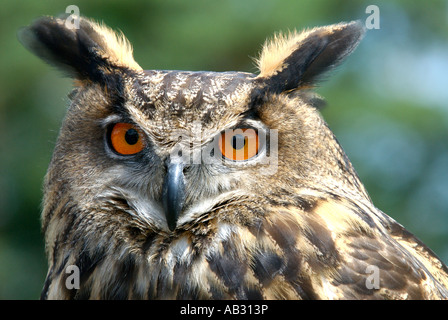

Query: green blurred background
<box><xmin>0</xmin><ymin>0</ymin><xmax>447</xmax><ymax>299</ymax></box>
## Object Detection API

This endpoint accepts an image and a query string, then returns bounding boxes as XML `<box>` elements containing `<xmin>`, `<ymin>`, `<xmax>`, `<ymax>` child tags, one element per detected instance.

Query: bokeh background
<box><xmin>0</xmin><ymin>0</ymin><xmax>447</xmax><ymax>299</ymax></box>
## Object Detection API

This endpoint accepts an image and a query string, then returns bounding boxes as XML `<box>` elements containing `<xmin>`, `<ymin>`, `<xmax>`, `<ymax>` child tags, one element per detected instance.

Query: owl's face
<box><xmin>51</xmin><ymin>60</ymin><xmax>360</xmax><ymax>236</ymax></box>
<box><xmin>62</xmin><ymin>69</ymin><xmax>285</xmax><ymax>233</ymax></box>
<box><xmin>21</xmin><ymin>16</ymin><xmax>367</xmax><ymax>235</ymax></box>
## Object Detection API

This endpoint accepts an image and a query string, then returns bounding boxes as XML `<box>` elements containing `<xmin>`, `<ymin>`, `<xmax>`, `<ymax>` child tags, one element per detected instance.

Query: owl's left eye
<box><xmin>218</xmin><ymin>128</ymin><xmax>259</xmax><ymax>161</ymax></box>
<box><xmin>109</xmin><ymin>123</ymin><xmax>145</xmax><ymax>155</ymax></box>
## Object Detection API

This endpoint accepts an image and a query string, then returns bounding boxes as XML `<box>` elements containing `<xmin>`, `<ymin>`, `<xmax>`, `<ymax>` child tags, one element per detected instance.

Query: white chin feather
<box><xmin>177</xmin><ymin>189</ymin><xmax>244</xmax><ymax>227</ymax></box>
<box><xmin>110</xmin><ymin>185</ymin><xmax>244</xmax><ymax>232</ymax></box>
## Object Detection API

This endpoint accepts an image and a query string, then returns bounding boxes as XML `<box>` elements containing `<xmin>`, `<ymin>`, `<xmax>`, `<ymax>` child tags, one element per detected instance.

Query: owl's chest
<box><xmin>139</xmin><ymin>231</ymin><xmax>241</xmax><ymax>299</ymax></box>
<box><xmin>64</xmin><ymin>218</ymin><xmax>321</xmax><ymax>299</ymax></box>
<box><xmin>133</xmin><ymin>223</ymin><xmax>304</xmax><ymax>300</ymax></box>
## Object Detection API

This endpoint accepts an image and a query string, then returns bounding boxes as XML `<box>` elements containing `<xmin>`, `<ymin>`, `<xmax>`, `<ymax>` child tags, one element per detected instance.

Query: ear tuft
<box><xmin>18</xmin><ymin>15</ymin><xmax>142</xmax><ymax>83</ymax></box>
<box><xmin>255</xmin><ymin>21</ymin><xmax>365</xmax><ymax>93</ymax></box>
<box><xmin>80</xmin><ymin>18</ymin><xmax>142</xmax><ymax>72</ymax></box>
<box><xmin>255</xmin><ymin>29</ymin><xmax>309</xmax><ymax>79</ymax></box>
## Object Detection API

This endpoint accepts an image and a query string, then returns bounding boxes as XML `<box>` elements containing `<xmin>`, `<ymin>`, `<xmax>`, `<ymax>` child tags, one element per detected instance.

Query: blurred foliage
<box><xmin>0</xmin><ymin>0</ymin><xmax>447</xmax><ymax>299</ymax></box>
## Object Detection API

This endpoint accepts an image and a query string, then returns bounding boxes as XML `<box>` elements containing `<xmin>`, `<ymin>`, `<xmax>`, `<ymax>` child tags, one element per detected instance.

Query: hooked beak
<box><xmin>162</xmin><ymin>161</ymin><xmax>186</xmax><ymax>231</ymax></box>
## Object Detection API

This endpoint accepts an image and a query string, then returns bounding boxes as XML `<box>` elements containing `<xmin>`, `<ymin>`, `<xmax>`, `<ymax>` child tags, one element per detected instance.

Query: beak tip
<box><xmin>168</xmin><ymin>222</ymin><xmax>177</xmax><ymax>232</ymax></box>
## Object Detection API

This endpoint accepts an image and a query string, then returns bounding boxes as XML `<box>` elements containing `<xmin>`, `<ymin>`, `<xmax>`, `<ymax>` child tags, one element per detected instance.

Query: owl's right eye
<box><xmin>109</xmin><ymin>123</ymin><xmax>145</xmax><ymax>155</ymax></box>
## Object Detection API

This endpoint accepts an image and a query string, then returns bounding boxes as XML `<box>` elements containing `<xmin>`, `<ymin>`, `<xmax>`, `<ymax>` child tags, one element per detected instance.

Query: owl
<box><xmin>19</xmin><ymin>15</ymin><xmax>448</xmax><ymax>300</ymax></box>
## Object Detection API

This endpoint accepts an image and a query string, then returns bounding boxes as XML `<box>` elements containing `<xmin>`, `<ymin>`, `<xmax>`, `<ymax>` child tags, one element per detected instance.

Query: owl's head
<box><xmin>20</xmin><ymin>16</ymin><xmax>365</xmax><ymax>234</ymax></box>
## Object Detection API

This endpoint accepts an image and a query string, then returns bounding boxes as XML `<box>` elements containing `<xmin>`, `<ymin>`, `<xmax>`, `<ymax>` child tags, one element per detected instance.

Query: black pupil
<box><xmin>232</xmin><ymin>134</ymin><xmax>246</xmax><ymax>150</ymax></box>
<box><xmin>125</xmin><ymin>128</ymin><xmax>139</xmax><ymax>145</ymax></box>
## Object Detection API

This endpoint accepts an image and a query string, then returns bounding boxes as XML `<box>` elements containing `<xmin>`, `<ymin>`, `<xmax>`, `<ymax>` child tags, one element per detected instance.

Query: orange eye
<box><xmin>219</xmin><ymin>128</ymin><xmax>259</xmax><ymax>161</ymax></box>
<box><xmin>110</xmin><ymin>123</ymin><xmax>145</xmax><ymax>155</ymax></box>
